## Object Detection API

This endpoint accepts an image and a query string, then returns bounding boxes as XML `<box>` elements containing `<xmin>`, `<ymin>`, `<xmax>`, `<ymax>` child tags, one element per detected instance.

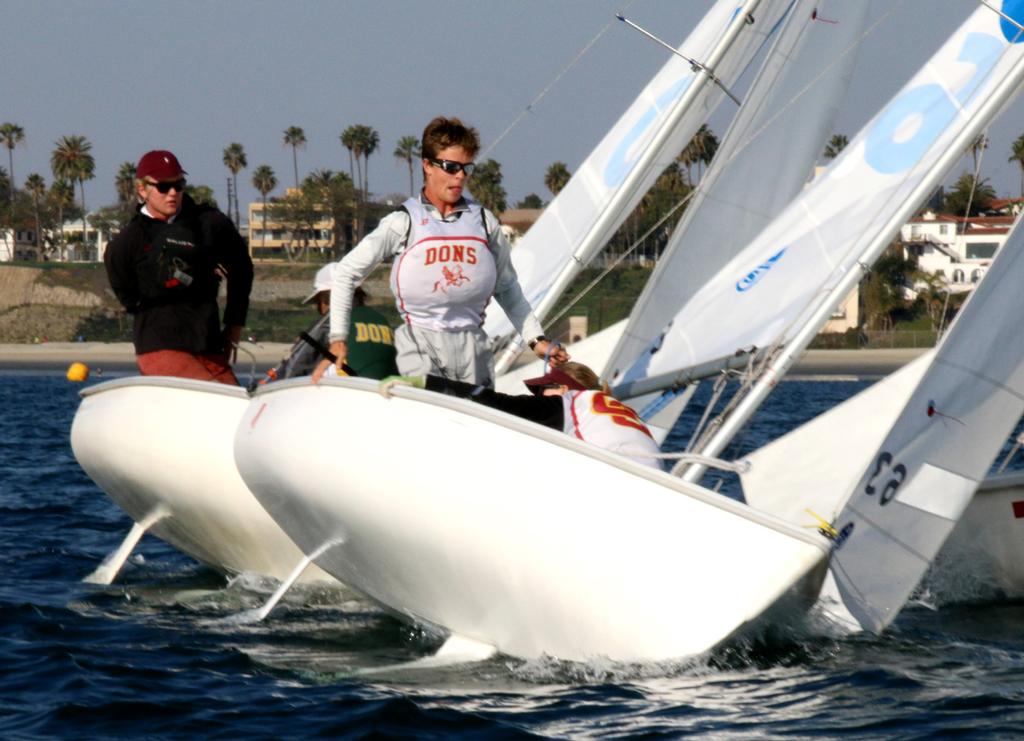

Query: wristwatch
<box><xmin>528</xmin><ymin>335</ymin><xmax>548</xmax><ymax>351</ymax></box>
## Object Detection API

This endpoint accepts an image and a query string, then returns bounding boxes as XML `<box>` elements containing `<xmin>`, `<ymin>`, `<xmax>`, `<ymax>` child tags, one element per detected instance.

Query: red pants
<box><xmin>137</xmin><ymin>350</ymin><xmax>240</xmax><ymax>386</ymax></box>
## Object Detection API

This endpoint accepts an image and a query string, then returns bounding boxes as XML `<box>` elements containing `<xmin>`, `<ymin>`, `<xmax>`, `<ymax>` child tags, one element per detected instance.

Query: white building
<box><xmin>900</xmin><ymin>210</ymin><xmax>1014</xmax><ymax>293</ymax></box>
<box><xmin>0</xmin><ymin>227</ymin><xmax>41</xmax><ymax>262</ymax></box>
<box><xmin>60</xmin><ymin>217</ymin><xmax>112</xmax><ymax>262</ymax></box>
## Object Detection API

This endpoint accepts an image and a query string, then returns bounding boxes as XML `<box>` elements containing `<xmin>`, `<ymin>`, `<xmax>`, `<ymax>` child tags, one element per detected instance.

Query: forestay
<box><xmin>828</xmin><ymin>211</ymin><xmax>1024</xmax><ymax>633</ymax></box>
<box><xmin>610</xmin><ymin>3</ymin><xmax>1024</xmax><ymax>411</ymax></box>
<box><xmin>483</xmin><ymin>0</ymin><xmax>795</xmax><ymax>364</ymax></box>
<box><xmin>605</xmin><ymin>0</ymin><xmax>868</xmax><ymax>386</ymax></box>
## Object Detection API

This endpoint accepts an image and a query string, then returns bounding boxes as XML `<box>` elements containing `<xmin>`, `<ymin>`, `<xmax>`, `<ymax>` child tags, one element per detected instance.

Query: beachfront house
<box><xmin>901</xmin><ymin>209</ymin><xmax>1016</xmax><ymax>293</ymax></box>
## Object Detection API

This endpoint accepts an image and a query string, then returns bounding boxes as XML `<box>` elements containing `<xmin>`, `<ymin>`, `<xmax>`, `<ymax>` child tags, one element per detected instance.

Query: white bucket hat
<box><xmin>302</xmin><ymin>264</ymin><xmax>335</xmax><ymax>304</ymax></box>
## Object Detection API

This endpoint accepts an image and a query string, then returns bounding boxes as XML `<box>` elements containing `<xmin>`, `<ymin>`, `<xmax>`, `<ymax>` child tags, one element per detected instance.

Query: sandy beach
<box><xmin>0</xmin><ymin>342</ymin><xmax>927</xmax><ymax>378</ymax></box>
<box><xmin>0</xmin><ymin>342</ymin><xmax>294</xmax><ymax>372</ymax></box>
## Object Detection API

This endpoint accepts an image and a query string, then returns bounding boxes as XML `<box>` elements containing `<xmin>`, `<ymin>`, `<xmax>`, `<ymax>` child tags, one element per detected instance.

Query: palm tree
<box><xmin>393</xmin><ymin>135</ymin><xmax>420</xmax><ymax>197</ymax></box>
<box><xmin>544</xmin><ymin>162</ymin><xmax>571</xmax><ymax>196</ymax></box>
<box><xmin>340</xmin><ymin>124</ymin><xmax>379</xmax><ymax>240</ymax></box>
<box><xmin>468</xmin><ymin>159</ymin><xmax>507</xmax><ymax>214</ymax></box>
<box><xmin>967</xmin><ymin>132</ymin><xmax>989</xmax><ymax>174</ymax></box>
<box><xmin>50</xmin><ymin>135</ymin><xmax>95</xmax><ymax>254</ymax></box>
<box><xmin>283</xmin><ymin>126</ymin><xmax>306</xmax><ymax>189</ymax></box>
<box><xmin>357</xmin><ymin>125</ymin><xmax>379</xmax><ymax>197</ymax></box>
<box><xmin>943</xmin><ymin>171</ymin><xmax>996</xmax><ymax>216</ymax></box>
<box><xmin>1009</xmin><ymin>133</ymin><xmax>1024</xmax><ymax>199</ymax></box>
<box><xmin>0</xmin><ymin>123</ymin><xmax>25</xmax><ymax>204</ymax></box>
<box><xmin>678</xmin><ymin>124</ymin><xmax>719</xmax><ymax>184</ymax></box>
<box><xmin>823</xmin><ymin>133</ymin><xmax>849</xmax><ymax>161</ymax></box>
<box><xmin>115</xmin><ymin>161</ymin><xmax>137</xmax><ymax>214</ymax></box>
<box><xmin>24</xmin><ymin>173</ymin><xmax>45</xmax><ymax>251</ymax></box>
<box><xmin>251</xmin><ymin>165</ymin><xmax>277</xmax><ymax>251</ymax></box>
<box><xmin>48</xmin><ymin>179</ymin><xmax>75</xmax><ymax>260</ymax></box>
<box><xmin>222</xmin><ymin>142</ymin><xmax>248</xmax><ymax>225</ymax></box>
<box><xmin>340</xmin><ymin>125</ymin><xmax>360</xmax><ymax>189</ymax></box>
<box><xmin>340</xmin><ymin>124</ymin><xmax>379</xmax><ymax>198</ymax></box>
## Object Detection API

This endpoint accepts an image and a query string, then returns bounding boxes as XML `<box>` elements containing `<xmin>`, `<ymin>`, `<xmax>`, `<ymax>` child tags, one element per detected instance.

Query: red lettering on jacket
<box><xmin>423</xmin><ymin>244</ymin><xmax>478</xmax><ymax>266</ymax></box>
<box><xmin>591</xmin><ymin>393</ymin><xmax>654</xmax><ymax>437</ymax></box>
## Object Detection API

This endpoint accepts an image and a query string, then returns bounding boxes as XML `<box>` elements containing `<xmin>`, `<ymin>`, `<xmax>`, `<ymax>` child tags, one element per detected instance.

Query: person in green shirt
<box><xmin>269</xmin><ymin>265</ymin><xmax>397</xmax><ymax>380</ymax></box>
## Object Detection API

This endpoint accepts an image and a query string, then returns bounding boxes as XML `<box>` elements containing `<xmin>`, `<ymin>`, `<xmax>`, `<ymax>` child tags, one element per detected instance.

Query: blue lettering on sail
<box><xmin>955</xmin><ymin>33</ymin><xmax>1006</xmax><ymax>106</ymax></box>
<box><xmin>863</xmin><ymin>85</ymin><xmax>956</xmax><ymax>175</ymax></box>
<box><xmin>864</xmin><ymin>28</ymin><xmax>1006</xmax><ymax>175</ymax></box>
<box><xmin>1002</xmin><ymin>0</ymin><xmax>1024</xmax><ymax>42</ymax></box>
<box><xmin>735</xmin><ymin>247</ymin><xmax>787</xmax><ymax>292</ymax></box>
<box><xmin>603</xmin><ymin>76</ymin><xmax>693</xmax><ymax>188</ymax></box>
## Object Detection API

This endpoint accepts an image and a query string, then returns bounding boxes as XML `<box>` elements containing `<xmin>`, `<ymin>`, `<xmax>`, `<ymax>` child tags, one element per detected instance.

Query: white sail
<box><xmin>742</xmin><ymin>351</ymin><xmax>934</xmax><ymax>525</ymax></box>
<box><xmin>604</xmin><ymin>0</ymin><xmax>868</xmax><ymax>384</ymax></box>
<box><xmin>611</xmin><ymin>4</ymin><xmax>1024</xmax><ymax>404</ymax></box>
<box><xmin>827</xmin><ymin>214</ymin><xmax>1024</xmax><ymax>633</ymax></box>
<box><xmin>483</xmin><ymin>0</ymin><xmax>795</xmax><ymax>357</ymax></box>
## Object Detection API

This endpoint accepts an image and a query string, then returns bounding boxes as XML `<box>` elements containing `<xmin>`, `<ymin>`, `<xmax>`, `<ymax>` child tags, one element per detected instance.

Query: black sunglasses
<box><xmin>428</xmin><ymin>158</ymin><xmax>475</xmax><ymax>176</ymax></box>
<box><xmin>146</xmin><ymin>178</ymin><xmax>187</xmax><ymax>194</ymax></box>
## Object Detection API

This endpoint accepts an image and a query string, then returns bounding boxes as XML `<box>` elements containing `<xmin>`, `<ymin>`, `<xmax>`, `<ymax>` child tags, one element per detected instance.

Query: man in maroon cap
<box><xmin>104</xmin><ymin>150</ymin><xmax>253</xmax><ymax>384</ymax></box>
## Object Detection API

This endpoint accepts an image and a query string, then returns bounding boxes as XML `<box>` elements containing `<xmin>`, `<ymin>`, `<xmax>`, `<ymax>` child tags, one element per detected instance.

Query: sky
<box><xmin>3</xmin><ymin>0</ymin><xmax>1023</xmax><ymax>219</ymax></box>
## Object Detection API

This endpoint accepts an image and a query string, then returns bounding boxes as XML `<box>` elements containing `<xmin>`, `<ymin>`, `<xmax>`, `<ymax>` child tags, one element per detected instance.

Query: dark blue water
<box><xmin>4</xmin><ymin>371</ymin><xmax>1024</xmax><ymax>738</ymax></box>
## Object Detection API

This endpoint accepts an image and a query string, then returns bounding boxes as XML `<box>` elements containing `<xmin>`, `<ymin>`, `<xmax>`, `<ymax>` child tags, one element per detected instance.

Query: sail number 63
<box><xmin>864</xmin><ymin>451</ymin><xmax>907</xmax><ymax>506</ymax></box>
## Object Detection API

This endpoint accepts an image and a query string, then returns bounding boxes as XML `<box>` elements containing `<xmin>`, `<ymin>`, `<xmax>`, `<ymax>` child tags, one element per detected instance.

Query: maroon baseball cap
<box><xmin>136</xmin><ymin>150</ymin><xmax>187</xmax><ymax>180</ymax></box>
<box><xmin>523</xmin><ymin>367</ymin><xmax>588</xmax><ymax>395</ymax></box>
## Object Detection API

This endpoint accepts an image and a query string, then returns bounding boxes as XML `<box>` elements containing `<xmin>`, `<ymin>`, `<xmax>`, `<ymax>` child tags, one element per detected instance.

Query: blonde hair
<box><xmin>557</xmin><ymin>361</ymin><xmax>602</xmax><ymax>391</ymax></box>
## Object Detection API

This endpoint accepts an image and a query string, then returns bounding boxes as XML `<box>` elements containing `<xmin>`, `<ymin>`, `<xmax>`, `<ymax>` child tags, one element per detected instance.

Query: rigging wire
<box><xmin>479</xmin><ymin>1</ymin><xmax>637</xmax><ymax>160</ymax></box>
<box><xmin>540</xmin><ymin>187</ymin><xmax>697</xmax><ymax>333</ymax></box>
<box><xmin>539</xmin><ymin>2</ymin><xmax>901</xmax><ymax>364</ymax></box>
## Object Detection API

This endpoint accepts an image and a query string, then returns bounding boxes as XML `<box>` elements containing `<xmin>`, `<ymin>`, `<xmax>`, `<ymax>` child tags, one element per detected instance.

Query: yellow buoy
<box><xmin>66</xmin><ymin>362</ymin><xmax>90</xmax><ymax>382</ymax></box>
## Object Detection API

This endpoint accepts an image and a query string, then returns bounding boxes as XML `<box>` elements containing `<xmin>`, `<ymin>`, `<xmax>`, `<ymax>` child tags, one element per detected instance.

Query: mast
<box><xmin>493</xmin><ymin>0</ymin><xmax>772</xmax><ymax>375</ymax></box>
<box><xmin>606</xmin><ymin>0</ymin><xmax>869</xmax><ymax>398</ymax></box>
<box><xmin>681</xmin><ymin>28</ymin><xmax>1024</xmax><ymax>483</ymax></box>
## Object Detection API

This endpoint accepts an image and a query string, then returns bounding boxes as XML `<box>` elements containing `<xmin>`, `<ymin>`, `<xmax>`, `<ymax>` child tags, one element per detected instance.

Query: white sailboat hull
<box><xmin>71</xmin><ymin>377</ymin><xmax>331</xmax><ymax>583</ymax></box>
<box><xmin>235</xmin><ymin>377</ymin><xmax>829</xmax><ymax>662</ymax></box>
<box><xmin>936</xmin><ymin>472</ymin><xmax>1024</xmax><ymax>598</ymax></box>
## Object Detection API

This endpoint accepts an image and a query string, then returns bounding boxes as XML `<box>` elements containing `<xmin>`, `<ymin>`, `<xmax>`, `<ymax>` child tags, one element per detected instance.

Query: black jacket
<box><xmin>426</xmin><ymin>375</ymin><xmax>564</xmax><ymax>429</ymax></box>
<box><xmin>105</xmin><ymin>195</ymin><xmax>253</xmax><ymax>355</ymax></box>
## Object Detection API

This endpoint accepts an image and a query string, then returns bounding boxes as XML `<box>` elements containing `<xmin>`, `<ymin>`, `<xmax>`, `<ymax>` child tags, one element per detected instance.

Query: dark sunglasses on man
<box><xmin>428</xmin><ymin>158</ymin><xmax>475</xmax><ymax>176</ymax></box>
<box><xmin>146</xmin><ymin>178</ymin><xmax>187</xmax><ymax>194</ymax></box>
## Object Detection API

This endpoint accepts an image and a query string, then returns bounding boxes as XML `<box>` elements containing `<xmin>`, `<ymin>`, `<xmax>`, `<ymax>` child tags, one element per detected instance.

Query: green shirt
<box><xmin>346</xmin><ymin>305</ymin><xmax>398</xmax><ymax>379</ymax></box>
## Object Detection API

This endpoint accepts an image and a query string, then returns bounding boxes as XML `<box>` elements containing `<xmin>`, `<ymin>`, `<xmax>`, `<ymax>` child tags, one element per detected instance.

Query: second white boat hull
<box><xmin>931</xmin><ymin>471</ymin><xmax>1024</xmax><ymax>598</ymax></box>
<box><xmin>72</xmin><ymin>377</ymin><xmax>332</xmax><ymax>583</ymax></box>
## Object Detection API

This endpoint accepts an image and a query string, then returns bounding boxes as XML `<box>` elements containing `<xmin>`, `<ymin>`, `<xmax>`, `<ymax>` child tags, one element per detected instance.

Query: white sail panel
<box><xmin>741</xmin><ymin>351</ymin><xmax>933</xmax><ymax>526</ymax></box>
<box><xmin>605</xmin><ymin>0</ymin><xmax>868</xmax><ymax>382</ymax></box>
<box><xmin>482</xmin><ymin>0</ymin><xmax>795</xmax><ymax>342</ymax></box>
<box><xmin>832</xmin><ymin>212</ymin><xmax>1024</xmax><ymax>633</ymax></box>
<box><xmin>612</xmin><ymin>5</ymin><xmax>1024</xmax><ymax>398</ymax></box>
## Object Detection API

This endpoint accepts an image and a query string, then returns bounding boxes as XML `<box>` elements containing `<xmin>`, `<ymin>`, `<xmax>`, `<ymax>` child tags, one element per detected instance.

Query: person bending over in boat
<box><xmin>104</xmin><ymin>150</ymin><xmax>253</xmax><ymax>385</ymax></box>
<box><xmin>267</xmin><ymin>264</ymin><xmax>397</xmax><ymax>381</ymax></box>
<box><xmin>381</xmin><ymin>361</ymin><xmax>663</xmax><ymax>470</ymax></box>
<box><xmin>312</xmin><ymin>116</ymin><xmax>568</xmax><ymax>387</ymax></box>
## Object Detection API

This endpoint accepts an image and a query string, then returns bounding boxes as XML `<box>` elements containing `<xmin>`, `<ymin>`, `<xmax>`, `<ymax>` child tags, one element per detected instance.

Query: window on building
<box><xmin>952</xmin><ymin>269</ymin><xmax>965</xmax><ymax>283</ymax></box>
<box><xmin>966</xmin><ymin>242</ymin><xmax>998</xmax><ymax>259</ymax></box>
<box><xmin>971</xmin><ymin>269</ymin><xmax>983</xmax><ymax>283</ymax></box>
<box><xmin>939</xmin><ymin>224</ymin><xmax>948</xmax><ymax>235</ymax></box>
<box><xmin>910</xmin><ymin>225</ymin><xmax>921</xmax><ymax>238</ymax></box>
